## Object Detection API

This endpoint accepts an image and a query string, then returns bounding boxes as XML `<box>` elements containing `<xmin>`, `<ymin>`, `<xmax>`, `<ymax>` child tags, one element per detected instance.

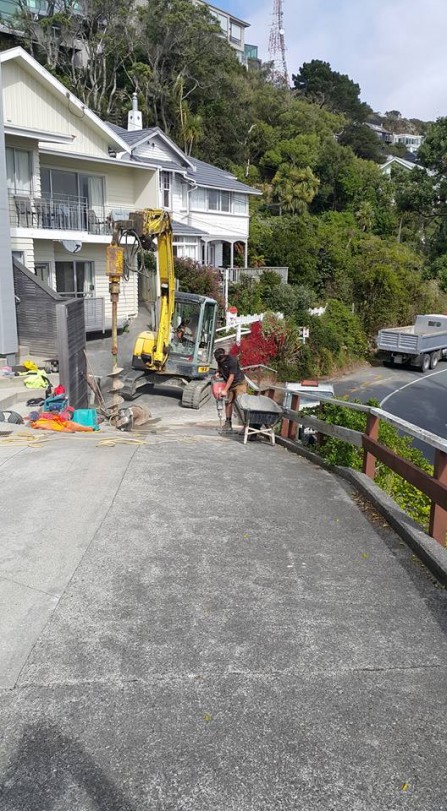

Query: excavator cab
<box><xmin>168</xmin><ymin>293</ymin><xmax>218</xmax><ymax>370</ymax></box>
<box><xmin>123</xmin><ymin>292</ymin><xmax>219</xmax><ymax>408</ymax></box>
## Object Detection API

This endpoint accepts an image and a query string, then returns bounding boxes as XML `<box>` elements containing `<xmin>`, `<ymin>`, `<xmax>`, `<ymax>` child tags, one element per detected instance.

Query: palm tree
<box><xmin>272</xmin><ymin>165</ymin><xmax>320</xmax><ymax>214</ymax></box>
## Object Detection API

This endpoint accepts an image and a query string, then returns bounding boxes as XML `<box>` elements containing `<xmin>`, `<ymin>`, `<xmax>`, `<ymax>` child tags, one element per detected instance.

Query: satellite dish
<box><xmin>61</xmin><ymin>240</ymin><xmax>82</xmax><ymax>254</ymax></box>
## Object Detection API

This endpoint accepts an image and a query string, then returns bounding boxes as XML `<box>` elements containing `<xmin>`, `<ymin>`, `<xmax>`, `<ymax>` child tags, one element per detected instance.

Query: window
<box><xmin>190</xmin><ymin>187</ymin><xmax>248</xmax><ymax>214</ymax></box>
<box><xmin>190</xmin><ymin>187</ymin><xmax>207</xmax><ymax>210</ymax></box>
<box><xmin>197</xmin><ymin>301</ymin><xmax>217</xmax><ymax>363</ymax></box>
<box><xmin>6</xmin><ymin>148</ymin><xmax>32</xmax><ymax>194</ymax></box>
<box><xmin>230</xmin><ymin>22</ymin><xmax>242</xmax><ymax>44</ymax></box>
<box><xmin>207</xmin><ymin>189</ymin><xmax>232</xmax><ymax>212</ymax></box>
<box><xmin>159</xmin><ymin>171</ymin><xmax>172</xmax><ymax>208</ymax></box>
<box><xmin>212</xmin><ymin>11</ymin><xmax>228</xmax><ymax>34</ymax></box>
<box><xmin>55</xmin><ymin>261</ymin><xmax>94</xmax><ymax>298</ymax></box>
<box><xmin>41</xmin><ymin>168</ymin><xmax>104</xmax><ymax>206</ymax></box>
<box><xmin>35</xmin><ymin>262</ymin><xmax>51</xmax><ymax>286</ymax></box>
<box><xmin>208</xmin><ymin>189</ymin><xmax>220</xmax><ymax>211</ymax></box>
<box><xmin>221</xmin><ymin>191</ymin><xmax>231</xmax><ymax>212</ymax></box>
<box><xmin>173</xmin><ymin>236</ymin><xmax>198</xmax><ymax>262</ymax></box>
<box><xmin>170</xmin><ymin>299</ymin><xmax>201</xmax><ymax>357</ymax></box>
<box><xmin>233</xmin><ymin>194</ymin><xmax>248</xmax><ymax>215</ymax></box>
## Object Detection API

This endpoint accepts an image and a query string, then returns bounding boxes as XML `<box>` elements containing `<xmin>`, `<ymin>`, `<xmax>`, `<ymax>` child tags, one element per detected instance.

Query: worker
<box><xmin>214</xmin><ymin>347</ymin><xmax>247</xmax><ymax>433</ymax></box>
<box><xmin>176</xmin><ymin>319</ymin><xmax>193</xmax><ymax>343</ymax></box>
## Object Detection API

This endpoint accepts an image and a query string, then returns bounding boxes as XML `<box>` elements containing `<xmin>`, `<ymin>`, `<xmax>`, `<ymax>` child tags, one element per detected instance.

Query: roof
<box><xmin>106</xmin><ymin>122</ymin><xmax>195</xmax><ymax>168</ymax></box>
<box><xmin>187</xmin><ymin>157</ymin><xmax>261</xmax><ymax>195</ymax></box>
<box><xmin>0</xmin><ymin>48</ymin><xmax>130</xmax><ymax>155</ymax></box>
<box><xmin>107</xmin><ymin>123</ymin><xmax>158</xmax><ymax>146</ymax></box>
<box><xmin>172</xmin><ymin>221</ymin><xmax>208</xmax><ymax>237</ymax></box>
<box><xmin>106</xmin><ymin>121</ymin><xmax>261</xmax><ymax>196</ymax></box>
<box><xmin>381</xmin><ymin>155</ymin><xmax>418</xmax><ymax>172</ymax></box>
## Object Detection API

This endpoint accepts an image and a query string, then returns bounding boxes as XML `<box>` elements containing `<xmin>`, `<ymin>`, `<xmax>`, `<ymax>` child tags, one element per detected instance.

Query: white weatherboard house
<box><xmin>108</xmin><ymin>98</ymin><xmax>261</xmax><ymax>270</ymax></box>
<box><xmin>1</xmin><ymin>47</ymin><xmax>158</xmax><ymax>330</ymax></box>
<box><xmin>2</xmin><ymin>46</ymin><xmax>260</xmax><ymax>331</ymax></box>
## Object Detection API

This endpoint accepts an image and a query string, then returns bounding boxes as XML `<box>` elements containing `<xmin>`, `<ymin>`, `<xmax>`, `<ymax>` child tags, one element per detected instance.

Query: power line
<box><xmin>268</xmin><ymin>0</ymin><xmax>288</xmax><ymax>86</ymax></box>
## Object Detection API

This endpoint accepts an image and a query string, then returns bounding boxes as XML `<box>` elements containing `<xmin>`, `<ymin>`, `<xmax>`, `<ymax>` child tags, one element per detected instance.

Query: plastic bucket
<box><xmin>72</xmin><ymin>408</ymin><xmax>98</xmax><ymax>428</ymax></box>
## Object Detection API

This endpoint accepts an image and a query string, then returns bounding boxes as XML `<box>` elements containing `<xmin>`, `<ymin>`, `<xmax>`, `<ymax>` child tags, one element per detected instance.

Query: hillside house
<box><xmin>0</xmin><ymin>47</ymin><xmax>159</xmax><ymax>330</ymax></box>
<box><xmin>108</xmin><ymin>99</ymin><xmax>261</xmax><ymax>270</ymax></box>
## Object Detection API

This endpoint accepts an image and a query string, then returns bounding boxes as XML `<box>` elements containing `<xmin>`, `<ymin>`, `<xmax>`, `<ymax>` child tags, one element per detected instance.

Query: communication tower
<box><xmin>268</xmin><ymin>0</ymin><xmax>288</xmax><ymax>85</ymax></box>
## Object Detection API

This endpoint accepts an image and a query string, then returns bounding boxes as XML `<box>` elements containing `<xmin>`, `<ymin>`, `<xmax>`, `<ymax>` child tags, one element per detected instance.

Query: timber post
<box><xmin>429</xmin><ymin>449</ymin><xmax>447</xmax><ymax>546</ymax></box>
<box><xmin>363</xmin><ymin>413</ymin><xmax>380</xmax><ymax>479</ymax></box>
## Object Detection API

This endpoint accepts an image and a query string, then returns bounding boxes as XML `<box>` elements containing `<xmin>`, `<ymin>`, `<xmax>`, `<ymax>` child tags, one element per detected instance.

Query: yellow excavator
<box><xmin>110</xmin><ymin>209</ymin><xmax>218</xmax><ymax>409</ymax></box>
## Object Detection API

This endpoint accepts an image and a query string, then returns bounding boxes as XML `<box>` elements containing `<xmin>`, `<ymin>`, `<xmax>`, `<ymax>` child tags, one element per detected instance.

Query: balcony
<box><xmin>9</xmin><ymin>193</ymin><xmax>111</xmax><ymax>235</ymax></box>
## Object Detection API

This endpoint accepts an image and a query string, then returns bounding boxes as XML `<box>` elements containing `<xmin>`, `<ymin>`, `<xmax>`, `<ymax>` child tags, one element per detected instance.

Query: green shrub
<box><xmin>313</xmin><ymin>399</ymin><xmax>432</xmax><ymax>530</ymax></box>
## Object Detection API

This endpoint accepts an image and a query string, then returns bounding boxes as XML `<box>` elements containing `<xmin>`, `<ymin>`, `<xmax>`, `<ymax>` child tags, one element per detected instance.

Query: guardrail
<box><xmin>261</xmin><ymin>386</ymin><xmax>447</xmax><ymax>547</ymax></box>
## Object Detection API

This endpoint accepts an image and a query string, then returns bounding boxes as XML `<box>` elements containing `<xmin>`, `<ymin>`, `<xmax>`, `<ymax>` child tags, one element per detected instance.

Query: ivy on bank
<box><xmin>312</xmin><ymin>399</ymin><xmax>432</xmax><ymax>530</ymax></box>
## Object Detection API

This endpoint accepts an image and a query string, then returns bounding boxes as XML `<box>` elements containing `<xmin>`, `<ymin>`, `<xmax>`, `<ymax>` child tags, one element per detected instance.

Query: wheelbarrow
<box><xmin>235</xmin><ymin>393</ymin><xmax>284</xmax><ymax>446</ymax></box>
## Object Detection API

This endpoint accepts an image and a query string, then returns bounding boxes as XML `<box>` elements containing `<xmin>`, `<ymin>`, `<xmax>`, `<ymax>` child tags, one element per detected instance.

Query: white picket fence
<box><xmin>215</xmin><ymin>311</ymin><xmax>284</xmax><ymax>344</ymax></box>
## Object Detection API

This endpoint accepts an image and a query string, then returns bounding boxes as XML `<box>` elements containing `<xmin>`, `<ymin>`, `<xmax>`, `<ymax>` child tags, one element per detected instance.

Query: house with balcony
<box><xmin>195</xmin><ymin>0</ymin><xmax>251</xmax><ymax>64</ymax></box>
<box><xmin>108</xmin><ymin>99</ymin><xmax>261</xmax><ymax>270</ymax></box>
<box><xmin>0</xmin><ymin>46</ymin><xmax>160</xmax><ymax>330</ymax></box>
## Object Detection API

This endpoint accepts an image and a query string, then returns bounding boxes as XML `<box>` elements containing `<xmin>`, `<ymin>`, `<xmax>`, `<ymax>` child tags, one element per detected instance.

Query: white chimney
<box><xmin>128</xmin><ymin>93</ymin><xmax>143</xmax><ymax>131</ymax></box>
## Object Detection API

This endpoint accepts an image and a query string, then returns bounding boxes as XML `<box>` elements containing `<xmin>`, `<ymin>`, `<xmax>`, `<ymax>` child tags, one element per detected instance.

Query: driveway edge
<box><xmin>276</xmin><ymin>437</ymin><xmax>447</xmax><ymax>588</ymax></box>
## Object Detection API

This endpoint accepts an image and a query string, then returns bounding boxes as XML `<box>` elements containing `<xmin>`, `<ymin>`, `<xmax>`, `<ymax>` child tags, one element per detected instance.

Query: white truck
<box><xmin>376</xmin><ymin>314</ymin><xmax>447</xmax><ymax>372</ymax></box>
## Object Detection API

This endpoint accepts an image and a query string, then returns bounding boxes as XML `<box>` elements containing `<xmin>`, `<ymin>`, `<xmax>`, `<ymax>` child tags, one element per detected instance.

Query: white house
<box><xmin>380</xmin><ymin>155</ymin><xmax>419</xmax><ymax>176</ymax></box>
<box><xmin>108</xmin><ymin>101</ymin><xmax>261</xmax><ymax>269</ymax></box>
<box><xmin>391</xmin><ymin>133</ymin><xmax>424</xmax><ymax>154</ymax></box>
<box><xmin>195</xmin><ymin>0</ymin><xmax>251</xmax><ymax>64</ymax></box>
<box><xmin>1</xmin><ymin>47</ymin><xmax>163</xmax><ymax>329</ymax></box>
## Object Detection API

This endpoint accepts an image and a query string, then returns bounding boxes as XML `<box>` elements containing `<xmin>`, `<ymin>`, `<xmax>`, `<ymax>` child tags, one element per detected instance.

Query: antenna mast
<box><xmin>268</xmin><ymin>0</ymin><xmax>288</xmax><ymax>85</ymax></box>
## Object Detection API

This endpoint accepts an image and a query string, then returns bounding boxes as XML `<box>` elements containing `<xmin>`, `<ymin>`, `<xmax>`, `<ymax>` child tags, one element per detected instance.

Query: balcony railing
<box><xmin>9</xmin><ymin>193</ymin><xmax>111</xmax><ymax>235</ymax></box>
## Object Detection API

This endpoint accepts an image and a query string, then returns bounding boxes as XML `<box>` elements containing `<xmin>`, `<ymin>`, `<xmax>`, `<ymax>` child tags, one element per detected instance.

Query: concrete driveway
<box><xmin>0</xmin><ymin>409</ymin><xmax>446</xmax><ymax>810</ymax></box>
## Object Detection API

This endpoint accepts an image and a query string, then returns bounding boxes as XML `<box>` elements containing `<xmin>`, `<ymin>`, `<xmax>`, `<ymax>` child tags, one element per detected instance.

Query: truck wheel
<box><xmin>430</xmin><ymin>352</ymin><xmax>440</xmax><ymax>370</ymax></box>
<box><xmin>421</xmin><ymin>353</ymin><xmax>431</xmax><ymax>372</ymax></box>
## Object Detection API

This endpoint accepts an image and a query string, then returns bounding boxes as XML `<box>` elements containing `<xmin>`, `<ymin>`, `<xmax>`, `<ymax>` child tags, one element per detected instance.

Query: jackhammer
<box><xmin>212</xmin><ymin>381</ymin><xmax>227</xmax><ymax>431</ymax></box>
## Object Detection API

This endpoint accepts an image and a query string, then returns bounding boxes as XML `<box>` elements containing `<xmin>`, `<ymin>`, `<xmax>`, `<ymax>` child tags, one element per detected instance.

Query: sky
<box><xmin>218</xmin><ymin>0</ymin><xmax>447</xmax><ymax>121</ymax></box>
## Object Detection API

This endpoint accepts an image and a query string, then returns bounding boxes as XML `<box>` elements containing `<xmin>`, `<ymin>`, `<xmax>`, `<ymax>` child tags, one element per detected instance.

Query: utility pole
<box><xmin>0</xmin><ymin>62</ymin><xmax>18</xmax><ymax>365</ymax></box>
<box><xmin>268</xmin><ymin>0</ymin><xmax>288</xmax><ymax>86</ymax></box>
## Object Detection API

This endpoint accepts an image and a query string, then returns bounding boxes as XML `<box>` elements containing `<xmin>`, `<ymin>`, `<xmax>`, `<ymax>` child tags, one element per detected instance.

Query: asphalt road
<box><xmin>332</xmin><ymin>362</ymin><xmax>447</xmax><ymax>460</ymax></box>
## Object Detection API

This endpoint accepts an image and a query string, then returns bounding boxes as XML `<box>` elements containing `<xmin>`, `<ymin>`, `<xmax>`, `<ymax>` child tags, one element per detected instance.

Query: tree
<box><xmin>271</xmin><ymin>165</ymin><xmax>320</xmax><ymax>214</ymax></box>
<box><xmin>338</xmin><ymin>156</ymin><xmax>395</xmax><ymax>236</ymax></box>
<box><xmin>132</xmin><ymin>0</ymin><xmax>250</xmax><ymax>164</ymax></box>
<box><xmin>338</xmin><ymin>123</ymin><xmax>386</xmax><ymax>163</ymax></box>
<box><xmin>174</xmin><ymin>258</ymin><xmax>224</xmax><ymax>305</ymax></box>
<box><xmin>12</xmin><ymin>0</ymin><xmax>136</xmax><ymax>117</ymax></box>
<box><xmin>418</xmin><ymin>117</ymin><xmax>447</xmax><ymax>176</ymax></box>
<box><xmin>351</xmin><ymin>237</ymin><xmax>435</xmax><ymax>339</ymax></box>
<box><xmin>310</xmin><ymin>137</ymin><xmax>356</xmax><ymax>212</ymax></box>
<box><xmin>292</xmin><ymin>60</ymin><xmax>371</xmax><ymax>121</ymax></box>
<box><xmin>248</xmin><ymin>213</ymin><xmax>320</xmax><ymax>287</ymax></box>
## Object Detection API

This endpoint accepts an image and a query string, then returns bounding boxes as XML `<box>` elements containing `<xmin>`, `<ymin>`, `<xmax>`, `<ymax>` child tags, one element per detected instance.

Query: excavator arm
<box><xmin>128</xmin><ymin>209</ymin><xmax>175</xmax><ymax>368</ymax></box>
<box><xmin>110</xmin><ymin>209</ymin><xmax>175</xmax><ymax>371</ymax></box>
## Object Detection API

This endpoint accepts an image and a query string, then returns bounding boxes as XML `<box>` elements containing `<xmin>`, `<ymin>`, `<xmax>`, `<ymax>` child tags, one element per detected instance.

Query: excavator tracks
<box><xmin>181</xmin><ymin>379</ymin><xmax>212</xmax><ymax>409</ymax></box>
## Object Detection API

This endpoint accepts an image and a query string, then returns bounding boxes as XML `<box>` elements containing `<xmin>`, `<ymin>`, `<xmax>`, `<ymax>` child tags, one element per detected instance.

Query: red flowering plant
<box><xmin>231</xmin><ymin>314</ymin><xmax>302</xmax><ymax>375</ymax></box>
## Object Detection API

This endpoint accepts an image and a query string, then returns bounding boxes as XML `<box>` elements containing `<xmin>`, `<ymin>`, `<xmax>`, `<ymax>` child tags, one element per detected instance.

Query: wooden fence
<box><xmin>262</xmin><ymin>386</ymin><xmax>447</xmax><ymax>547</ymax></box>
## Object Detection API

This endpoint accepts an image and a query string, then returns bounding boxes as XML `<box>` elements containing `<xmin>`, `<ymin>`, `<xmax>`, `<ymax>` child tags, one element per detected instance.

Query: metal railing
<box><xmin>9</xmin><ymin>193</ymin><xmax>110</xmax><ymax>235</ymax></box>
<box><xmin>260</xmin><ymin>386</ymin><xmax>447</xmax><ymax>547</ymax></box>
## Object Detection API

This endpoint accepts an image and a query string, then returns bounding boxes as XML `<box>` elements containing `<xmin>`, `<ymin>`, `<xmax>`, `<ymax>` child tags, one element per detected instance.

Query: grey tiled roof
<box><xmin>107</xmin><ymin>122</ymin><xmax>158</xmax><ymax>146</ymax></box>
<box><xmin>186</xmin><ymin>157</ymin><xmax>260</xmax><ymax>195</ymax></box>
<box><xmin>172</xmin><ymin>220</ymin><xmax>208</xmax><ymax>237</ymax></box>
<box><xmin>105</xmin><ymin>122</ymin><xmax>260</xmax><ymax>195</ymax></box>
<box><xmin>130</xmin><ymin>154</ymin><xmax>184</xmax><ymax>172</ymax></box>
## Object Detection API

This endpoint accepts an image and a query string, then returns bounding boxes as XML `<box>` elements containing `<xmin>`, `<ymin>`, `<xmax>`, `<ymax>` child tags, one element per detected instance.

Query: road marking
<box><xmin>380</xmin><ymin>368</ymin><xmax>447</xmax><ymax>408</ymax></box>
